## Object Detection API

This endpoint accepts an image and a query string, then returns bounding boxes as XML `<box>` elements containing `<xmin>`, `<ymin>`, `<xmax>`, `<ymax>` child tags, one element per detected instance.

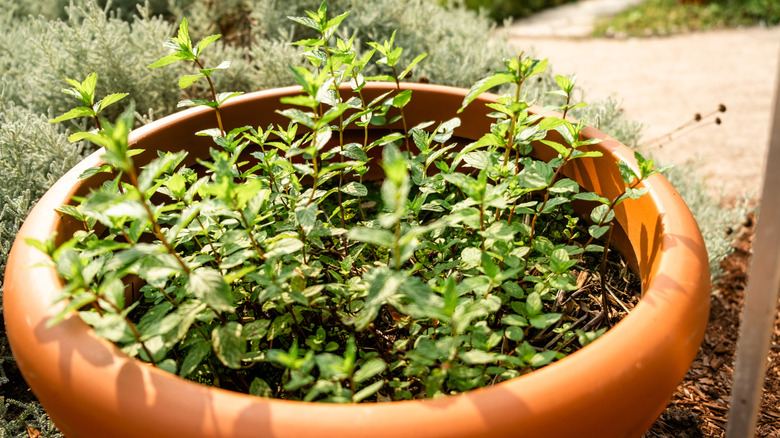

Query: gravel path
<box><xmin>506</xmin><ymin>24</ymin><xmax>780</xmax><ymax>201</ymax></box>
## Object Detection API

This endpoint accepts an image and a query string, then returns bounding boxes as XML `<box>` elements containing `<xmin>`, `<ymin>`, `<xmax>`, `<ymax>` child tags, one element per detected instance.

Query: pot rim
<box><xmin>4</xmin><ymin>82</ymin><xmax>710</xmax><ymax>438</ymax></box>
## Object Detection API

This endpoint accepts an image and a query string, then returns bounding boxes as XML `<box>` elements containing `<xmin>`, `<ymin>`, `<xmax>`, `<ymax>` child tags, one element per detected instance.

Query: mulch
<box><xmin>646</xmin><ymin>213</ymin><xmax>780</xmax><ymax>437</ymax></box>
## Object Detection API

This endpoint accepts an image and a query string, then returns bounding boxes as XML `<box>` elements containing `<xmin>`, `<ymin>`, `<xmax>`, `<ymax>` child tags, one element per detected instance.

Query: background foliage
<box><xmin>0</xmin><ymin>0</ymin><xmax>747</xmax><ymax>434</ymax></box>
<box><xmin>594</xmin><ymin>0</ymin><xmax>780</xmax><ymax>37</ymax></box>
<box><xmin>443</xmin><ymin>0</ymin><xmax>579</xmax><ymax>22</ymax></box>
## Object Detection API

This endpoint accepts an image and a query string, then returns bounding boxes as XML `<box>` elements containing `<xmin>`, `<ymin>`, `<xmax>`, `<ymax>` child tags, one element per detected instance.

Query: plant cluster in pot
<box><xmin>3</xmin><ymin>4</ymin><xmax>710</xmax><ymax>437</ymax></box>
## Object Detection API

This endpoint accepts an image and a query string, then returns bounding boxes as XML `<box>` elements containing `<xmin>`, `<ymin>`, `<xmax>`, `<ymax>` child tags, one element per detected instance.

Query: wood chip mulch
<box><xmin>645</xmin><ymin>213</ymin><xmax>780</xmax><ymax>437</ymax></box>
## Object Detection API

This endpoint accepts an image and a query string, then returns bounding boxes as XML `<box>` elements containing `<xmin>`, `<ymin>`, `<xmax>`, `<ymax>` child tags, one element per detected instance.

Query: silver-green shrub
<box><xmin>5</xmin><ymin>0</ymin><xmax>69</xmax><ymax>19</ymax></box>
<box><xmin>0</xmin><ymin>103</ymin><xmax>80</xmax><ymax>438</ymax></box>
<box><xmin>2</xmin><ymin>0</ymin><xmax>183</xmax><ymax>120</ymax></box>
<box><xmin>579</xmin><ymin>97</ymin><xmax>746</xmax><ymax>283</ymax></box>
<box><xmin>2</xmin><ymin>0</ymin><xmax>514</xmax><ymax>124</ymax></box>
<box><xmin>660</xmin><ymin>164</ymin><xmax>752</xmax><ymax>284</ymax></box>
<box><xmin>0</xmin><ymin>103</ymin><xmax>87</xmax><ymax>294</ymax></box>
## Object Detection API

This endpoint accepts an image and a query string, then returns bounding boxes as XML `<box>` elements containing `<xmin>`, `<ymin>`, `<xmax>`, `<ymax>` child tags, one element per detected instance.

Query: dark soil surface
<box><xmin>645</xmin><ymin>213</ymin><xmax>780</xmax><ymax>437</ymax></box>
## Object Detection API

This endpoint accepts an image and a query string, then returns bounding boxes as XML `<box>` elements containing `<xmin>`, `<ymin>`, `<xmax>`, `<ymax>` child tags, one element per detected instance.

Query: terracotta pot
<box><xmin>3</xmin><ymin>83</ymin><xmax>710</xmax><ymax>438</ymax></box>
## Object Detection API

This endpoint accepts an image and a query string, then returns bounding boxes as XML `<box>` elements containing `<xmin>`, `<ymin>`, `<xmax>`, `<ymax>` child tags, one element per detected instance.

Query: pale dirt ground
<box><xmin>506</xmin><ymin>26</ymin><xmax>780</xmax><ymax>201</ymax></box>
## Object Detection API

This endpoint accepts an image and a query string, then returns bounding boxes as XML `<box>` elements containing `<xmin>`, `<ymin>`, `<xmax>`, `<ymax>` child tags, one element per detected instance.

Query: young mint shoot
<box><xmin>147</xmin><ymin>17</ymin><xmax>242</xmax><ymax>136</ymax></box>
<box><xmin>48</xmin><ymin>72</ymin><xmax>128</xmax><ymax>141</ymax></box>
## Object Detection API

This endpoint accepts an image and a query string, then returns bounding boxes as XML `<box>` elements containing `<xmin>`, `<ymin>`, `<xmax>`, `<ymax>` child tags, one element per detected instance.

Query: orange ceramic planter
<box><xmin>3</xmin><ymin>83</ymin><xmax>710</xmax><ymax>438</ymax></box>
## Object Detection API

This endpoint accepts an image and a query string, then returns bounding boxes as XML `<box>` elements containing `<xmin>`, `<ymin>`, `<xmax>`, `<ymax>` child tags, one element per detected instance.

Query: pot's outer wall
<box><xmin>3</xmin><ymin>83</ymin><xmax>710</xmax><ymax>438</ymax></box>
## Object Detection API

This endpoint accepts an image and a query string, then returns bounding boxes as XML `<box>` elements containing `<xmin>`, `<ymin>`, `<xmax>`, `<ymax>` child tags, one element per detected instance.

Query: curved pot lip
<box><xmin>4</xmin><ymin>82</ymin><xmax>710</xmax><ymax>434</ymax></box>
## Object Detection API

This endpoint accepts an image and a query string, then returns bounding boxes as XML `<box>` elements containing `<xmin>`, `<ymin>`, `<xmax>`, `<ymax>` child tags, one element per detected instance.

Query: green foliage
<box><xmin>39</xmin><ymin>4</ymin><xmax>656</xmax><ymax>403</ymax></box>
<box><xmin>594</xmin><ymin>0</ymin><xmax>780</xmax><ymax>37</ymax></box>
<box><xmin>48</xmin><ymin>73</ymin><xmax>128</xmax><ymax>129</ymax></box>
<box><xmin>582</xmin><ymin>97</ymin><xmax>644</xmax><ymax>150</ymax></box>
<box><xmin>443</xmin><ymin>0</ymin><xmax>580</xmax><ymax>22</ymax></box>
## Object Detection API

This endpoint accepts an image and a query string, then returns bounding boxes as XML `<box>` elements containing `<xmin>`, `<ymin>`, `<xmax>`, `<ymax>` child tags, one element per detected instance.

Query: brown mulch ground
<box><xmin>645</xmin><ymin>213</ymin><xmax>780</xmax><ymax>437</ymax></box>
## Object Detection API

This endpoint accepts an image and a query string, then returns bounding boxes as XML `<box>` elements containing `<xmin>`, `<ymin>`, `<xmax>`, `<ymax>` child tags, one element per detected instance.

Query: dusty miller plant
<box><xmin>35</xmin><ymin>2</ymin><xmax>663</xmax><ymax>403</ymax></box>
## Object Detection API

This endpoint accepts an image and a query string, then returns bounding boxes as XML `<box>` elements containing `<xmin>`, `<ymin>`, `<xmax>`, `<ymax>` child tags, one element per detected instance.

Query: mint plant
<box><xmin>146</xmin><ymin>17</ymin><xmax>242</xmax><ymax>136</ymax></box>
<box><xmin>34</xmin><ymin>2</ymin><xmax>660</xmax><ymax>403</ymax></box>
<box><xmin>48</xmin><ymin>72</ymin><xmax>128</xmax><ymax>138</ymax></box>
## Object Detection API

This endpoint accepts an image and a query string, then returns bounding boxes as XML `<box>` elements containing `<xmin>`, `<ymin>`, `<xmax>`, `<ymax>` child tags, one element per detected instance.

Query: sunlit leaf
<box><xmin>212</xmin><ymin>321</ymin><xmax>245</xmax><ymax>369</ymax></box>
<box><xmin>186</xmin><ymin>268</ymin><xmax>234</xmax><ymax>313</ymax></box>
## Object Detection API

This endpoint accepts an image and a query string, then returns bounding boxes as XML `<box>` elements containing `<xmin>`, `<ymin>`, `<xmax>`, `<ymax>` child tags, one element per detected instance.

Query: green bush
<box><xmin>444</xmin><ymin>0</ymin><xmax>579</xmax><ymax>22</ymax></box>
<box><xmin>594</xmin><ymin>0</ymin><xmax>780</xmax><ymax>37</ymax></box>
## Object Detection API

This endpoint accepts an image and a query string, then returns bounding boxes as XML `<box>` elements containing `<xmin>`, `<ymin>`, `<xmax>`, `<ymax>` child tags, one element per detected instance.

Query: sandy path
<box><xmin>507</xmin><ymin>26</ymin><xmax>780</xmax><ymax>200</ymax></box>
